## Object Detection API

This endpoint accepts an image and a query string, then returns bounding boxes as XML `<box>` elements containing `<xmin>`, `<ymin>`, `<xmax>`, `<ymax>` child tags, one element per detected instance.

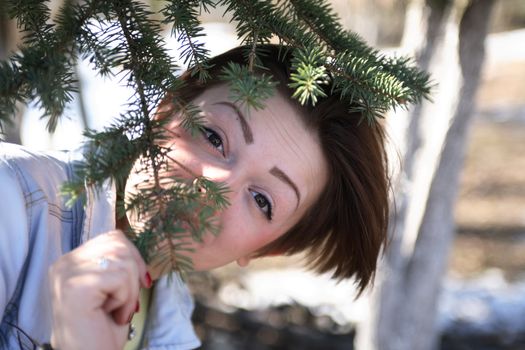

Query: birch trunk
<box><xmin>356</xmin><ymin>1</ymin><xmax>495</xmax><ymax>349</ymax></box>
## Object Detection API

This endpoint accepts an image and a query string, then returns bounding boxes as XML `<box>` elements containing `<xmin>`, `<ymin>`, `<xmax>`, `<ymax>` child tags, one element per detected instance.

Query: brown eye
<box><xmin>250</xmin><ymin>190</ymin><xmax>273</xmax><ymax>221</ymax></box>
<box><xmin>201</xmin><ymin>127</ymin><xmax>224</xmax><ymax>155</ymax></box>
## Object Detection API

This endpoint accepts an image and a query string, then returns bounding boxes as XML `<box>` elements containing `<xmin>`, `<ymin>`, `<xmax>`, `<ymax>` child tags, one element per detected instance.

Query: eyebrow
<box><xmin>213</xmin><ymin>101</ymin><xmax>254</xmax><ymax>144</ymax></box>
<box><xmin>270</xmin><ymin>166</ymin><xmax>301</xmax><ymax>209</ymax></box>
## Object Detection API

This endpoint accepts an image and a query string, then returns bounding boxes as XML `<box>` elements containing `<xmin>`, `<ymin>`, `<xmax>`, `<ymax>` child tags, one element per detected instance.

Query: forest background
<box><xmin>1</xmin><ymin>0</ymin><xmax>524</xmax><ymax>349</ymax></box>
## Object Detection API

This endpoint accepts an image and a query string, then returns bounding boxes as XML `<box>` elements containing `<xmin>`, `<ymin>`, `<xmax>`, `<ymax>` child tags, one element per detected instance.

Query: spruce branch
<box><xmin>7</xmin><ymin>0</ymin><xmax>51</xmax><ymax>40</ymax></box>
<box><xmin>162</xmin><ymin>0</ymin><xmax>215</xmax><ymax>81</ymax></box>
<box><xmin>287</xmin><ymin>0</ymin><xmax>344</xmax><ymax>52</ymax></box>
<box><xmin>220</xmin><ymin>62</ymin><xmax>277</xmax><ymax>111</ymax></box>
<box><xmin>1</xmin><ymin>0</ymin><xmax>432</xmax><ymax>276</ymax></box>
<box><xmin>0</xmin><ymin>0</ymin><xmax>100</xmax><ymax>130</ymax></box>
<box><xmin>218</xmin><ymin>0</ymin><xmax>275</xmax><ymax>46</ymax></box>
<box><xmin>218</xmin><ymin>0</ymin><xmax>431</xmax><ymax>116</ymax></box>
<box><xmin>110</xmin><ymin>0</ymin><xmax>179</xmax><ymax>266</ymax></box>
<box><xmin>289</xmin><ymin>46</ymin><xmax>329</xmax><ymax>106</ymax></box>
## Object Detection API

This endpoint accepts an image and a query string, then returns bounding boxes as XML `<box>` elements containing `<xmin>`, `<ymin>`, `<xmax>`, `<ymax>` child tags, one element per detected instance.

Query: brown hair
<box><xmin>165</xmin><ymin>45</ymin><xmax>389</xmax><ymax>295</ymax></box>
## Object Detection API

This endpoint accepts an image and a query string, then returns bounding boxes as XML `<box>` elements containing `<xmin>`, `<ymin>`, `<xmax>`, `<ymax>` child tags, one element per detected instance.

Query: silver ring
<box><xmin>97</xmin><ymin>256</ymin><xmax>110</xmax><ymax>270</ymax></box>
<box><xmin>128</xmin><ymin>323</ymin><xmax>136</xmax><ymax>340</ymax></box>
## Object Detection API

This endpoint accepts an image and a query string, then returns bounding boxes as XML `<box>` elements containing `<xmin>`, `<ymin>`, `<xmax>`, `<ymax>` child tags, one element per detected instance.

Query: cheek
<box><xmin>216</xmin><ymin>198</ymin><xmax>278</xmax><ymax>253</ymax></box>
<box><xmin>165</xmin><ymin>140</ymin><xmax>211</xmax><ymax>179</ymax></box>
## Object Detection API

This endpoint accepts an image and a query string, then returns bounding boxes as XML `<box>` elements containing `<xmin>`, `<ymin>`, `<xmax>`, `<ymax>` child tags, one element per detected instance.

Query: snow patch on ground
<box><xmin>218</xmin><ymin>268</ymin><xmax>525</xmax><ymax>338</ymax></box>
<box><xmin>439</xmin><ymin>269</ymin><xmax>525</xmax><ymax>340</ymax></box>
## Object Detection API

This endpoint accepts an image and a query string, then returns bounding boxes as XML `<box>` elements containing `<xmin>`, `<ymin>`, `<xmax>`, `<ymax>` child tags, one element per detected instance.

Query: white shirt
<box><xmin>0</xmin><ymin>142</ymin><xmax>200</xmax><ymax>349</ymax></box>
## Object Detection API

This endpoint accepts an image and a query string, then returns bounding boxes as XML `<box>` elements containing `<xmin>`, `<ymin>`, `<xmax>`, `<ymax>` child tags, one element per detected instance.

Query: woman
<box><xmin>0</xmin><ymin>45</ymin><xmax>389</xmax><ymax>349</ymax></box>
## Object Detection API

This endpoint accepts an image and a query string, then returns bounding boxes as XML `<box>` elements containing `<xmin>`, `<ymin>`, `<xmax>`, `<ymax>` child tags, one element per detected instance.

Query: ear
<box><xmin>236</xmin><ymin>256</ymin><xmax>252</xmax><ymax>267</ymax></box>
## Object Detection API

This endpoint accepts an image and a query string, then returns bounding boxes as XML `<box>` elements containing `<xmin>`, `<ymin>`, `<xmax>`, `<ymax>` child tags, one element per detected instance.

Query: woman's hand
<box><xmin>49</xmin><ymin>230</ymin><xmax>150</xmax><ymax>350</ymax></box>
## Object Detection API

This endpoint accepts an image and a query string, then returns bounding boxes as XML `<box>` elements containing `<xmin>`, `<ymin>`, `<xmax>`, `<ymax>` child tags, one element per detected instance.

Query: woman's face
<box><xmin>128</xmin><ymin>84</ymin><xmax>327</xmax><ymax>272</ymax></box>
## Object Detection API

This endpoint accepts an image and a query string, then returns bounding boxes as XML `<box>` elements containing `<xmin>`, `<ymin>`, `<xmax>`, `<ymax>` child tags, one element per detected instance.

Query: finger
<box><xmin>114</xmin><ymin>322</ymin><xmax>133</xmax><ymax>350</ymax></box>
<box><xmin>60</xmin><ymin>254</ymin><xmax>138</xmax><ymax>325</ymax></box>
<box><xmin>105</xmin><ymin>230</ymin><xmax>149</xmax><ymax>289</ymax></box>
<box><xmin>127</xmin><ymin>245</ymin><xmax>149</xmax><ymax>289</ymax></box>
<box><xmin>98</xmin><ymin>256</ymin><xmax>141</xmax><ymax>325</ymax></box>
<box><xmin>50</xmin><ymin>230</ymin><xmax>144</xmax><ymax>325</ymax></box>
<box><xmin>118</xmin><ymin>234</ymin><xmax>149</xmax><ymax>288</ymax></box>
<box><xmin>92</xmin><ymin>230</ymin><xmax>146</xmax><ymax>291</ymax></box>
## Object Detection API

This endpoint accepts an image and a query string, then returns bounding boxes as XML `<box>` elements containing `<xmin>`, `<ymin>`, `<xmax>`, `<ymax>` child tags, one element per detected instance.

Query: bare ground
<box><xmin>450</xmin><ymin>120</ymin><xmax>525</xmax><ymax>280</ymax></box>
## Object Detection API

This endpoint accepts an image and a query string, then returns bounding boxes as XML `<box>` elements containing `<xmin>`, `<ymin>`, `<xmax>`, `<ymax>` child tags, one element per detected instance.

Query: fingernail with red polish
<box><xmin>135</xmin><ymin>301</ymin><xmax>140</xmax><ymax>313</ymax></box>
<box><xmin>145</xmin><ymin>272</ymin><xmax>152</xmax><ymax>288</ymax></box>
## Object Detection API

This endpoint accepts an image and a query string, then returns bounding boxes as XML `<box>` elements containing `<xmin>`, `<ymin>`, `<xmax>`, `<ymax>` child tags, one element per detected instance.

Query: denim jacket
<box><xmin>0</xmin><ymin>142</ymin><xmax>200</xmax><ymax>349</ymax></box>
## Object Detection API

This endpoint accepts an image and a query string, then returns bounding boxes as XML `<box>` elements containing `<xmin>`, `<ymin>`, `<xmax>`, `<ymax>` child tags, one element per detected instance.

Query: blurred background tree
<box><xmin>356</xmin><ymin>1</ymin><xmax>496</xmax><ymax>349</ymax></box>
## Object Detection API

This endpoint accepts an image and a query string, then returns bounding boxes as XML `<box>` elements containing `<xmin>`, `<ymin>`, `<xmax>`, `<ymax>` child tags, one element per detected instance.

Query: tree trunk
<box><xmin>0</xmin><ymin>3</ymin><xmax>23</xmax><ymax>144</ymax></box>
<box><xmin>356</xmin><ymin>1</ymin><xmax>452</xmax><ymax>348</ymax></box>
<box><xmin>356</xmin><ymin>1</ymin><xmax>495</xmax><ymax>349</ymax></box>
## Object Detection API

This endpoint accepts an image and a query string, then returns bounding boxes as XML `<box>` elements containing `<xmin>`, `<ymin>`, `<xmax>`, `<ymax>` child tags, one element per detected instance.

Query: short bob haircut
<box><xmin>161</xmin><ymin>45</ymin><xmax>389</xmax><ymax>295</ymax></box>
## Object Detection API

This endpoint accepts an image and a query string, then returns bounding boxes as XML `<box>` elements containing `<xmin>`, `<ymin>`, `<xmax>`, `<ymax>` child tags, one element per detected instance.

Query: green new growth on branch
<box><xmin>0</xmin><ymin>0</ymin><xmax>431</xmax><ymax>275</ymax></box>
